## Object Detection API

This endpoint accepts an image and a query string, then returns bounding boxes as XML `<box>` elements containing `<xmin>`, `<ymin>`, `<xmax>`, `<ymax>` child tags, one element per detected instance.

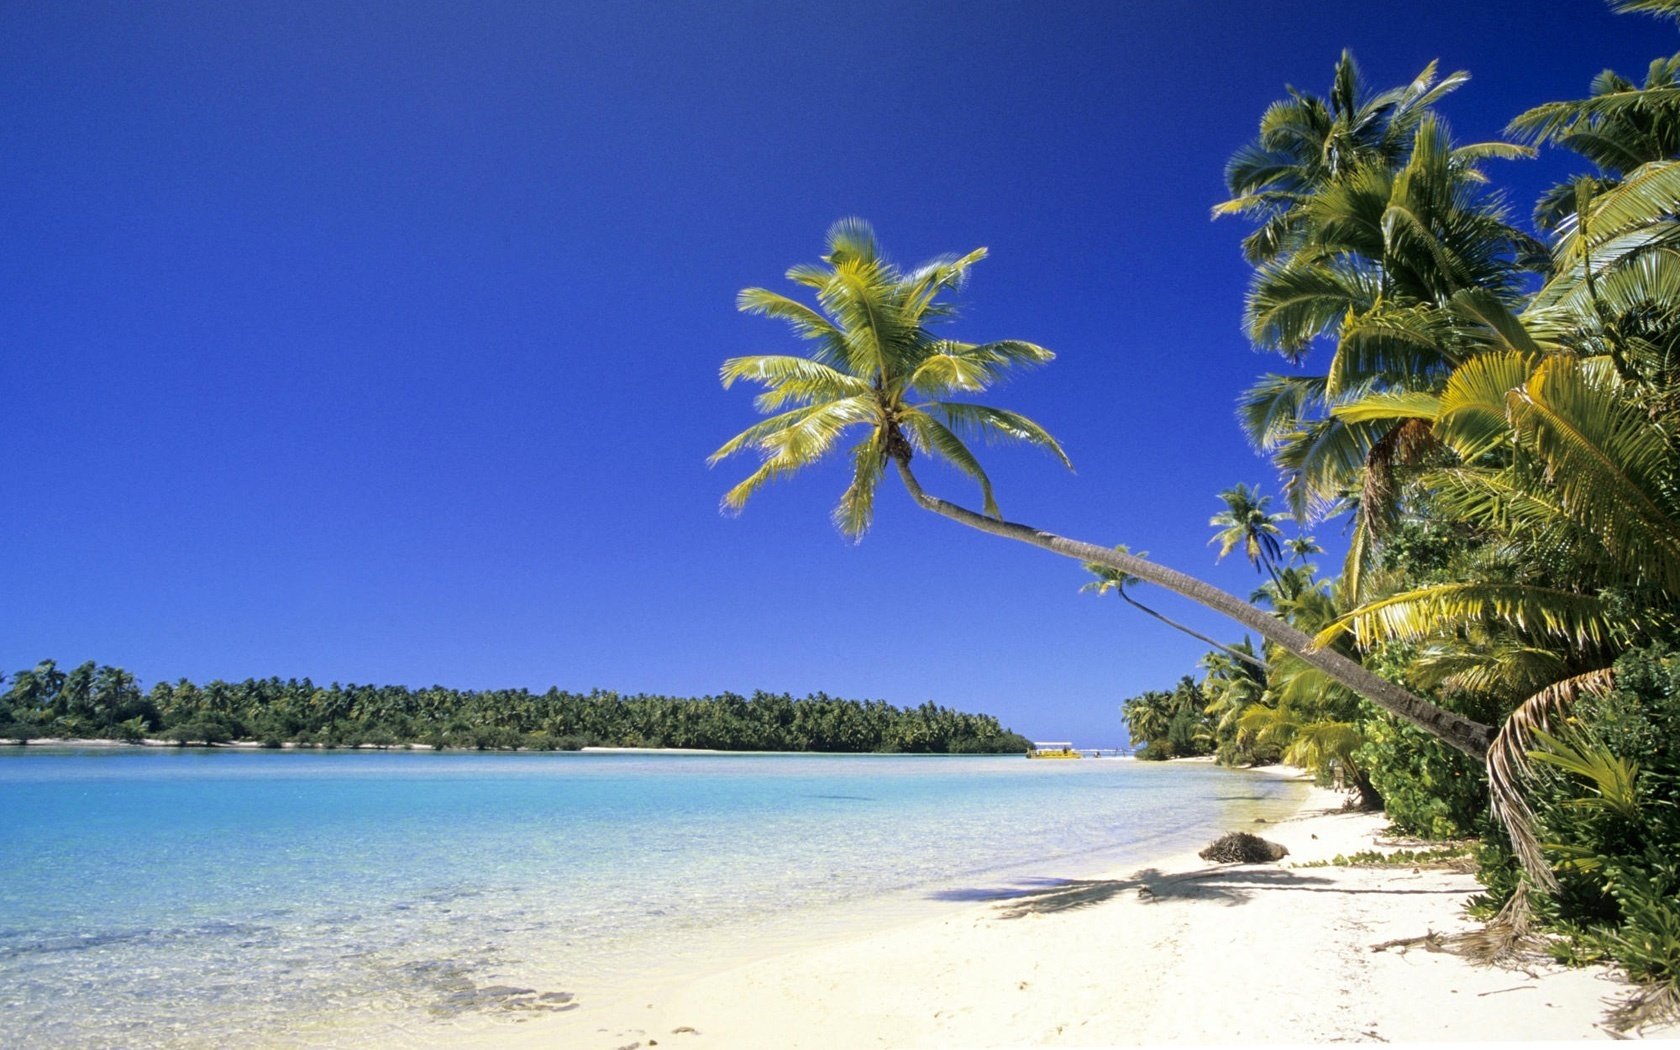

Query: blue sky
<box><xmin>3</xmin><ymin>2</ymin><xmax>1667</xmax><ymax>746</ymax></box>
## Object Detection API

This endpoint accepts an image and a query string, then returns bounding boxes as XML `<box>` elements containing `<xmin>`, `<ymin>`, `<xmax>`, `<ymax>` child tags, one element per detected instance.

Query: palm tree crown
<box><xmin>1209</xmin><ymin>482</ymin><xmax>1287</xmax><ymax>576</ymax></box>
<box><xmin>710</xmin><ymin>218</ymin><xmax>1070</xmax><ymax>538</ymax></box>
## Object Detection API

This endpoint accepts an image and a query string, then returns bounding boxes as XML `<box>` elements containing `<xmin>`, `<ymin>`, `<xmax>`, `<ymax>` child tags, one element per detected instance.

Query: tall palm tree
<box><xmin>1509</xmin><ymin>48</ymin><xmax>1680</xmax><ymax>233</ymax></box>
<box><xmin>1082</xmin><ymin>545</ymin><xmax>1269</xmax><ymax>670</ymax></box>
<box><xmin>1209</xmin><ymin>483</ymin><xmax>1287</xmax><ymax>583</ymax></box>
<box><xmin>1121</xmin><ymin>688</ymin><xmax>1173</xmax><ymax>751</ymax></box>
<box><xmin>1215</xmin><ymin>51</ymin><xmax>1476</xmax><ymax>265</ymax></box>
<box><xmin>1199</xmin><ymin>640</ymin><xmax>1271</xmax><ymax>749</ymax></box>
<box><xmin>1229</xmin><ymin>106</ymin><xmax>1542</xmax><ymax>592</ymax></box>
<box><xmin>713</xmin><ymin>219</ymin><xmax>1497</xmax><ymax>759</ymax></box>
<box><xmin>1284</xmin><ymin>535</ymin><xmax>1324</xmax><ymax>564</ymax></box>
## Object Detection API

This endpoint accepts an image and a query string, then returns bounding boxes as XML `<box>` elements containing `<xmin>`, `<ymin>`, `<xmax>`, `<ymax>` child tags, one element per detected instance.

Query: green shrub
<box><xmin>109</xmin><ymin>716</ymin><xmax>149</xmax><ymax>743</ymax></box>
<box><xmin>1486</xmin><ymin>645</ymin><xmax>1680</xmax><ymax>1013</ymax></box>
<box><xmin>1357</xmin><ymin>712</ymin><xmax>1490</xmax><ymax>839</ymax></box>
<box><xmin>164</xmin><ymin>719</ymin><xmax>234</xmax><ymax>745</ymax></box>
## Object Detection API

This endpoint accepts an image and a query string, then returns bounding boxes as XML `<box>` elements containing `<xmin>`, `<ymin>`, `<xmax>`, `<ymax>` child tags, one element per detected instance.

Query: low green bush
<box><xmin>1357</xmin><ymin>711</ymin><xmax>1491</xmax><ymax>839</ymax></box>
<box><xmin>1476</xmin><ymin>645</ymin><xmax>1680</xmax><ymax>1020</ymax></box>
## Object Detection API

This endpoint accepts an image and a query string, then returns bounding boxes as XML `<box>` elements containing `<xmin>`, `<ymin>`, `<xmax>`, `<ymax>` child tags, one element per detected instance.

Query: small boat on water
<box><xmin>1026</xmin><ymin>741</ymin><xmax>1081</xmax><ymax>760</ymax></box>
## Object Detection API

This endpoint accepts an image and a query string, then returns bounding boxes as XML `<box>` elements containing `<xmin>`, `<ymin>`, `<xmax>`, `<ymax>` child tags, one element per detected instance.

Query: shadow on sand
<box><xmin>932</xmin><ymin>865</ymin><xmax>1469</xmax><ymax>918</ymax></box>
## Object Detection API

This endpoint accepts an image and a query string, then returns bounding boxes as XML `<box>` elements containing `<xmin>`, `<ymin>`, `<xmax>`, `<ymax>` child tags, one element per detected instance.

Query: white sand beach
<box><xmin>487</xmin><ymin>773</ymin><xmax>1679</xmax><ymax>1048</ymax></box>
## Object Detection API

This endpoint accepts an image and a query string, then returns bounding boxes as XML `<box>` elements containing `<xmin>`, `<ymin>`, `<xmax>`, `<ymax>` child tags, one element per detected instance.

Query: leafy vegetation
<box><xmin>0</xmin><ymin>659</ymin><xmax>1032</xmax><ymax>754</ymax></box>
<box><xmin>1294</xmin><ymin>846</ymin><xmax>1475</xmax><ymax>869</ymax></box>
<box><xmin>1129</xmin><ymin>4</ymin><xmax>1680</xmax><ymax>1024</ymax></box>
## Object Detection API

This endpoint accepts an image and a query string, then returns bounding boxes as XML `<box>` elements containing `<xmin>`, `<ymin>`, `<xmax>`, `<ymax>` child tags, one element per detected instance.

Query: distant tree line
<box><xmin>0</xmin><ymin>659</ymin><xmax>1033</xmax><ymax>754</ymax></box>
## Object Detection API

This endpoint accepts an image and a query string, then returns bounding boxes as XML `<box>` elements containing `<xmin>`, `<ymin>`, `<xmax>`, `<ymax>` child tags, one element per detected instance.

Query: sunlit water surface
<box><xmin>0</xmin><ymin>748</ymin><xmax>1306</xmax><ymax>1046</ymax></box>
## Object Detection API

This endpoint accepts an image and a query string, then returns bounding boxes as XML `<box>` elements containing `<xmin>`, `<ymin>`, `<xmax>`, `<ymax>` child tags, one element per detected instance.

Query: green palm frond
<box><xmin>1342</xmin><ymin>510</ymin><xmax>1377</xmax><ymax>604</ymax></box>
<box><xmin>901</xmin><ymin>248</ymin><xmax>987</xmax><ymax>321</ymax></box>
<box><xmin>1529</xmin><ymin>728</ymin><xmax>1642</xmax><ymax>822</ymax></box>
<box><xmin>1554</xmin><ymin>161</ymin><xmax>1680</xmax><ymax>267</ymax></box>
<box><xmin>1611</xmin><ymin>0</ymin><xmax>1680</xmax><ymax>20</ymax></box>
<box><xmin>709</xmin><ymin>401</ymin><xmax>856</xmax><ymax>465</ymax></box>
<box><xmin>1586</xmin><ymin>245</ymin><xmax>1680</xmax><ymax>317</ymax></box>
<box><xmin>735</xmin><ymin>288</ymin><xmax>841</xmax><ymax>341</ymax></box>
<box><xmin>821</xmin><ymin>259</ymin><xmax>904</xmax><ymax>377</ymax></box>
<box><xmin>1433</xmin><ymin>351</ymin><xmax>1541</xmax><ymax>462</ymax></box>
<box><xmin>1237</xmin><ymin>374</ymin><xmax>1328</xmax><ymax>451</ymax></box>
<box><xmin>717</xmin><ymin>396</ymin><xmax>878</xmax><ymax>511</ymax></box>
<box><xmin>835</xmin><ymin>433</ymin><xmax>888</xmax><ymax>539</ymax></box>
<box><xmin>909</xmin><ymin>339</ymin><xmax>1055</xmax><ymax>395</ymax></box>
<box><xmin>1509</xmin><ymin>357</ymin><xmax>1680</xmax><ymax>592</ymax></box>
<box><xmin>1510</xmin><ymin>82</ymin><xmax>1680</xmax><ymax>161</ymax></box>
<box><xmin>1315</xmin><ymin>581</ymin><xmax>1621</xmax><ymax>651</ymax></box>
<box><xmin>1282</xmin><ymin>720</ymin><xmax>1365</xmax><ymax>776</ymax></box>
<box><xmin>1425</xmin><ymin>467</ymin><xmax>1591</xmax><ymax>561</ymax></box>
<box><xmin>825</xmin><ymin>217</ymin><xmax>881</xmax><ymax>263</ymax></box>
<box><xmin>1410</xmin><ymin>639</ymin><xmax>1571</xmax><ymax>699</ymax></box>
<box><xmin>1327</xmin><ymin>303</ymin><xmax>1456</xmax><ymax>395</ymax></box>
<box><xmin>719</xmin><ymin>355</ymin><xmax>873</xmax><ymax>411</ymax></box>
<box><xmin>1246</xmin><ymin>256</ymin><xmax>1383</xmax><ymax>357</ymax></box>
<box><xmin>933</xmin><ymin>402</ymin><xmax>1072</xmax><ymax>468</ymax></box>
<box><xmin>1448</xmin><ymin>288</ymin><xmax>1548</xmax><ymax>356</ymax></box>
<box><xmin>1238</xmin><ymin>702</ymin><xmax>1298</xmax><ymax>750</ymax></box>
<box><xmin>1329</xmin><ymin>390</ymin><xmax>1443</xmax><ymax>424</ymax></box>
<box><xmin>1450</xmin><ymin>141</ymin><xmax>1537</xmax><ymax>173</ymax></box>
<box><xmin>900</xmin><ymin>410</ymin><xmax>999</xmax><ymax>518</ymax></box>
<box><xmin>1269</xmin><ymin>412</ymin><xmax>1381</xmax><ymax>521</ymax></box>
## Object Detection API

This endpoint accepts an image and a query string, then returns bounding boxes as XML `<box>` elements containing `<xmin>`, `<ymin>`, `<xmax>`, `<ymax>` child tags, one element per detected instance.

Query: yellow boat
<box><xmin>1026</xmin><ymin>741</ymin><xmax>1081</xmax><ymax>760</ymax></box>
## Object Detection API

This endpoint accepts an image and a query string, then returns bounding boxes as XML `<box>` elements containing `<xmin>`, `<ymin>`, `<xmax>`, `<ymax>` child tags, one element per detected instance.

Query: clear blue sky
<box><xmin>3</xmin><ymin>2</ymin><xmax>1667</xmax><ymax>747</ymax></box>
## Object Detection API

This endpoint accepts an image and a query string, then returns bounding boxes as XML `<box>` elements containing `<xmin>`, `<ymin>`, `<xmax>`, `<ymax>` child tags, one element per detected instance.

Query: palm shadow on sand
<box><xmin>932</xmin><ymin>866</ymin><xmax>1467</xmax><ymax>917</ymax></box>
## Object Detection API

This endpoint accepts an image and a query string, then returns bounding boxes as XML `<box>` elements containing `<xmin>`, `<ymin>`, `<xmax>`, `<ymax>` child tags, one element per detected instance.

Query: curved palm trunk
<box><xmin>894</xmin><ymin>461</ymin><xmax>1495</xmax><ymax>758</ymax></box>
<box><xmin>1116</xmin><ymin>590</ymin><xmax>1271</xmax><ymax>672</ymax></box>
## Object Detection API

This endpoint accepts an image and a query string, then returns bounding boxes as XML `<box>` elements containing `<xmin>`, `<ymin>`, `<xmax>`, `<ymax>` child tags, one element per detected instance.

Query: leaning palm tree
<box><xmin>1081</xmin><ymin>545</ymin><xmax>1268</xmax><ymax>670</ymax></box>
<box><xmin>712</xmin><ymin>219</ymin><xmax>1496</xmax><ymax>759</ymax></box>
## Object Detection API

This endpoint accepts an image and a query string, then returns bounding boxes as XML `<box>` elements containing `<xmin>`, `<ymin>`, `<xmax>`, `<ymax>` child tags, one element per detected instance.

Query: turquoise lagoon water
<box><xmin>0</xmin><ymin>748</ymin><xmax>1306</xmax><ymax>1047</ymax></box>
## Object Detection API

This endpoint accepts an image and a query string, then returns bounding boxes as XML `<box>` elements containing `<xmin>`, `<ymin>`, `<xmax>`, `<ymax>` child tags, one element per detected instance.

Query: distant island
<box><xmin>0</xmin><ymin>659</ymin><xmax>1033</xmax><ymax>754</ymax></box>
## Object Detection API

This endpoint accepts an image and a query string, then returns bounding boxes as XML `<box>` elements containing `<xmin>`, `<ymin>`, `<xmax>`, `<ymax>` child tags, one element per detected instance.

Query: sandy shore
<box><xmin>486</xmin><ymin>774</ymin><xmax>1677</xmax><ymax>1048</ymax></box>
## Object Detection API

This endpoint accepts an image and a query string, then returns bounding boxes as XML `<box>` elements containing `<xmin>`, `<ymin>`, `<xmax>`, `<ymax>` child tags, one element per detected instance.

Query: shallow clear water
<box><xmin>0</xmin><ymin>748</ymin><xmax>1305</xmax><ymax>1047</ymax></box>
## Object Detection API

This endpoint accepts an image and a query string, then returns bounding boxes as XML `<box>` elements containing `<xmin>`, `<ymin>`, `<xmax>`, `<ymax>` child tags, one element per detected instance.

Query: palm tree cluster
<box><xmin>716</xmin><ymin>0</ymin><xmax>1680</xmax><ymax>1023</ymax></box>
<box><xmin>1207</xmin><ymin>11</ymin><xmax>1680</xmax><ymax>1021</ymax></box>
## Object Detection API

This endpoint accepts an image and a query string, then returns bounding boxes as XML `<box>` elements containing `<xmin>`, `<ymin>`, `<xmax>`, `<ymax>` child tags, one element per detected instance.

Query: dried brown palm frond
<box><xmin>1485</xmin><ymin>669</ymin><xmax>1617</xmax><ymax>884</ymax></box>
<box><xmin>1372</xmin><ymin>881</ymin><xmax>1542</xmax><ymax>965</ymax></box>
<box><xmin>1453</xmin><ymin>881</ymin><xmax>1539</xmax><ymax>964</ymax></box>
<box><xmin>1605</xmin><ymin>978</ymin><xmax>1680</xmax><ymax>1033</ymax></box>
<box><xmin>1486</xmin><ymin>668</ymin><xmax>1617</xmax><ymax>892</ymax></box>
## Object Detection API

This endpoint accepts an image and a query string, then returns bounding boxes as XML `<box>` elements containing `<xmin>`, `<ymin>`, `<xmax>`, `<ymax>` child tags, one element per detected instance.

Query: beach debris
<box><xmin>1198</xmin><ymin>831</ymin><xmax>1288</xmax><ymax>864</ymax></box>
<box><xmin>671</xmin><ymin>1026</ymin><xmax>699</xmax><ymax>1035</ymax></box>
<box><xmin>1370</xmin><ymin>931</ymin><xmax>1447</xmax><ymax>954</ymax></box>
